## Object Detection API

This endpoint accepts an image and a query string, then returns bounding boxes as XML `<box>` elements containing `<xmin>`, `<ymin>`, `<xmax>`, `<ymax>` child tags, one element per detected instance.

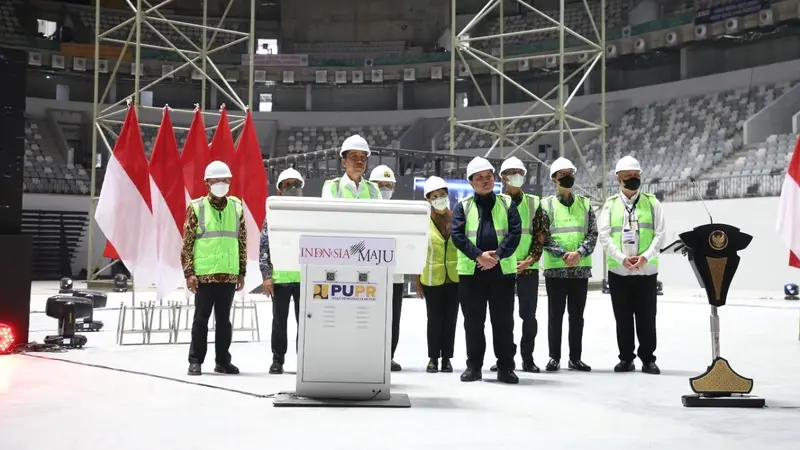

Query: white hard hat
<box><xmin>340</xmin><ymin>134</ymin><xmax>371</xmax><ymax>157</ymax></box>
<box><xmin>466</xmin><ymin>157</ymin><xmax>495</xmax><ymax>179</ymax></box>
<box><xmin>276</xmin><ymin>167</ymin><xmax>305</xmax><ymax>188</ymax></box>
<box><xmin>369</xmin><ymin>165</ymin><xmax>396</xmax><ymax>183</ymax></box>
<box><xmin>204</xmin><ymin>160</ymin><xmax>232</xmax><ymax>180</ymax></box>
<box><xmin>615</xmin><ymin>155</ymin><xmax>642</xmax><ymax>173</ymax></box>
<box><xmin>499</xmin><ymin>156</ymin><xmax>527</xmax><ymax>176</ymax></box>
<box><xmin>423</xmin><ymin>176</ymin><xmax>448</xmax><ymax>197</ymax></box>
<box><xmin>549</xmin><ymin>157</ymin><xmax>577</xmax><ymax>178</ymax></box>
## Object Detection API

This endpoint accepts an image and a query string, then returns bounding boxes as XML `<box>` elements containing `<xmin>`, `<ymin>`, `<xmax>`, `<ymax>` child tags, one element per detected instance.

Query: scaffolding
<box><xmin>448</xmin><ymin>0</ymin><xmax>608</xmax><ymax>201</ymax></box>
<box><xmin>86</xmin><ymin>0</ymin><xmax>257</xmax><ymax>280</ymax></box>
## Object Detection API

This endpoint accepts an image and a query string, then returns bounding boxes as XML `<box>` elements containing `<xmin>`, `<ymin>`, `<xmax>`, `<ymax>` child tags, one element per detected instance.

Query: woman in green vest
<box><xmin>415</xmin><ymin>176</ymin><xmax>460</xmax><ymax>374</ymax></box>
<box><xmin>321</xmin><ymin>134</ymin><xmax>381</xmax><ymax>199</ymax></box>
<box><xmin>260</xmin><ymin>168</ymin><xmax>305</xmax><ymax>375</ymax></box>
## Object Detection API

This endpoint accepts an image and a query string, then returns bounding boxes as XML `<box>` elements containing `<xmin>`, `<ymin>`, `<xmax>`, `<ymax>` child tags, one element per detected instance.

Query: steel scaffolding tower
<box><xmin>86</xmin><ymin>0</ymin><xmax>256</xmax><ymax>281</ymax></box>
<box><xmin>448</xmin><ymin>0</ymin><xmax>608</xmax><ymax>200</ymax></box>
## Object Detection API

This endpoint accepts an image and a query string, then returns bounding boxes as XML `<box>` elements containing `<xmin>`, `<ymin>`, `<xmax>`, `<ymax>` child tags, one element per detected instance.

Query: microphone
<box><xmin>689</xmin><ymin>177</ymin><xmax>713</xmax><ymax>224</ymax></box>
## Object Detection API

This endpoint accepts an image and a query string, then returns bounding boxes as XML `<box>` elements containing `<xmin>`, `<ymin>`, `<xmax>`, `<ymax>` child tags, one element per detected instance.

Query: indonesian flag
<box><xmin>232</xmin><ymin>110</ymin><xmax>268</xmax><ymax>293</ymax></box>
<box><xmin>94</xmin><ymin>106</ymin><xmax>157</xmax><ymax>288</ymax></box>
<box><xmin>209</xmin><ymin>105</ymin><xmax>236</xmax><ymax>171</ymax></box>
<box><xmin>149</xmin><ymin>107</ymin><xmax>188</xmax><ymax>299</ymax></box>
<box><xmin>180</xmin><ymin>108</ymin><xmax>210</xmax><ymax>200</ymax></box>
<box><xmin>103</xmin><ymin>240</ymin><xmax>120</xmax><ymax>260</ymax></box>
<box><xmin>777</xmin><ymin>134</ymin><xmax>800</xmax><ymax>269</ymax></box>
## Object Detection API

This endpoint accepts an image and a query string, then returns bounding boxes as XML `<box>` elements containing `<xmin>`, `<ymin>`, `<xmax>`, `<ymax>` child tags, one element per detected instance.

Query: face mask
<box><xmin>558</xmin><ymin>175</ymin><xmax>575</xmax><ymax>189</ymax></box>
<box><xmin>209</xmin><ymin>182</ymin><xmax>229</xmax><ymax>197</ymax></box>
<box><xmin>431</xmin><ymin>197</ymin><xmax>449</xmax><ymax>211</ymax></box>
<box><xmin>622</xmin><ymin>177</ymin><xmax>641</xmax><ymax>191</ymax></box>
<box><xmin>507</xmin><ymin>174</ymin><xmax>525</xmax><ymax>188</ymax></box>
<box><xmin>283</xmin><ymin>187</ymin><xmax>303</xmax><ymax>197</ymax></box>
<box><xmin>380</xmin><ymin>189</ymin><xmax>394</xmax><ymax>200</ymax></box>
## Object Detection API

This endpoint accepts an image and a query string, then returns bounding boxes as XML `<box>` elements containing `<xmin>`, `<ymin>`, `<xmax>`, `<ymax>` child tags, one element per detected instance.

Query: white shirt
<box><xmin>598</xmin><ymin>191</ymin><xmax>666</xmax><ymax>276</ymax></box>
<box><xmin>321</xmin><ymin>173</ymin><xmax>371</xmax><ymax>199</ymax></box>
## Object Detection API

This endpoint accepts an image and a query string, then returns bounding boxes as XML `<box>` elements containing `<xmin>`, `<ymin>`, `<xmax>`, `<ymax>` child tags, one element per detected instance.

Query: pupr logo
<box><xmin>312</xmin><ymin>283</ymin><xmax>377</xmax><ymax>301</ymax></box>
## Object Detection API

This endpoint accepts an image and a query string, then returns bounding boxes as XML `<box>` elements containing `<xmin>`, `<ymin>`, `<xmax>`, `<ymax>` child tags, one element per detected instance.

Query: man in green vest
<box><xmin>321</xmin><ymin>134</ymin><xmax>381</xmax><ymax>199</ymax></box>
<box><xmin>181</xmin><ymin>161</ymin><xmax>246</xmax><ymax>376</ymax></box>
<box><xmin>542</xmin><ymin>157</ymin><xmax>597</xmax><ymax>373</ymax></box>
<box><xmin>451</xmin><ymin>156</ymin><xmax>522</xmax><ymax>384</ymax></box>
<box><xmin>489</xmin><ymin>156</ymin><xmax>547</xmax><ymax>374</ymax></box>
<box><xmin>598</xmin><ymin>155</ymin><xmax>665</xmax><ymax>375</ymax></box>
<box><xmin>260</xmin><ymin>168</ymin><xmax>305</xmax><ymax>375</ymax></box>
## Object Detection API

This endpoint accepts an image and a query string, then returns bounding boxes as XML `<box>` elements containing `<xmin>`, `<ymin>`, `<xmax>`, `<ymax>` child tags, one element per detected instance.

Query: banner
<box><xmin>694</xmin><ymin>0</ymin><xmax>769</xmax><ymax>25</ymax></box>
<box><xmin>413</xmin><ymin>177</ymin><xmax>502</xmax><ymax>205</ymax></box>
<box><xmin>59</xmin><ymin>43</ymin><xmax>132</xmax><ymax>61</ymax></box>
<box><xmin>242</xmin><ymin>53</ymin><xmax>309</xmax><ymax>67</ymax></box>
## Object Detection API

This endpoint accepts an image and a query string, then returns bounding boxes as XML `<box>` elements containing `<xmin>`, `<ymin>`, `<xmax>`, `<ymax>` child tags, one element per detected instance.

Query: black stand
<box><xmin>663</xmin><ymin>224</ymin><xmax>765</xmax><ymax>408</ymax></box>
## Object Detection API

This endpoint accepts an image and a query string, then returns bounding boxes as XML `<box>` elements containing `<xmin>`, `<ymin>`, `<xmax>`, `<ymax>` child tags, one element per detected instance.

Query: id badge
<box><xmin>629</xmin><ymin>220</ymin><xmax>639</xmax><ymax>232</ymax></box>
<box><xmin>622</xmin><ymin>228</ymin><xmax>636</xmax><ymax>245</ymax></box>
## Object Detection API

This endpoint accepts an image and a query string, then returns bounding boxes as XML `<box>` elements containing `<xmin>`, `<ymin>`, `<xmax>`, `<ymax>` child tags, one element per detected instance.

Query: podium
<box><xmin>266</xmin><ymin>196</ymin><xmax>430</xmax><ymax>407</ymax></box>
<box><xmin>662</xmin><ymin>223</ymin><xmax>765</xmax><ymax>408</ymax></box>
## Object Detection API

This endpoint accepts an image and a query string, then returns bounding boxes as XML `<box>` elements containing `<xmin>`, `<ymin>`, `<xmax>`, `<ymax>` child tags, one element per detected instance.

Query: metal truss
<box><xmin>86</xmin><ymin>0</ymin><xmax>257</xmax><ymax>281</ymax></box>
<box><xmin>448</xmin><ymin>0</ymin><xmax>608</xmax><ymax>201</ymax></box>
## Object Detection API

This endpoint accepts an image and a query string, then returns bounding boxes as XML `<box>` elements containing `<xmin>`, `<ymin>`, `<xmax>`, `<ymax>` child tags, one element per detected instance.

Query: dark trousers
<box><xmin>422</xmin><ymin>282</ymin><xmax>459</xmax><ymax>359</ymax></box>
<box><xmin>545</xmin><ymin>277</ymin><xmax>588</xmax><ymax>361</ymax></box>
<box><xmin>517</xmin><ymin>271</ymin><xmax>539</xmax><ymax>363</ymax></box>
<box><xmin>459</xmin><ymin>274</ymin><xmax>516</xmax><ymax>370</ymax></box>
<box><xmin>391</xmin><ymin>283</ymin><xmax>403</xmax><ymax>358</ymax></box>
<box><xmin>272</xmin><ymin>283</ymin><xmax>300</xmax><ymax>364</ymax></box>
<box><xmin>608</xmin><ymin>272</ymin><xmax>658</xmax><ymax>363</ymax></box>
<box><xmin>188</xmin><ymin>282</ymin><xmax>236</xmax><ymax>365</ymax></box>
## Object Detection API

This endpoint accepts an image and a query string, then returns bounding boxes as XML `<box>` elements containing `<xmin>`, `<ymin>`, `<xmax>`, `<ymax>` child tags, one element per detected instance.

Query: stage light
<box><xmin>59</xmin><ymin>277</ymin><xmax>74</xmax><ymax>294</ymax></box>
<box><xmin>43</xmin><ymin>295</ymin><xmax>92</xmax><ymax>348</ymax></box>
<box><xmin>657</xmin><ymin>280</ymin><xmax>664</xmax><ymax>296</ymax></box>
<box><xmin>601</xmin><ymin>278</ymin><xmax>610</xmax><ymax>294</ymax></box>
<box><xmin>113</xmin><ymin>274</ymin><xmax>128</xmax><ymax>293</ymax></box>
<box><xmin>784</xmin><ymin>283</ymin><xmax>799</xmax><ymax>301</ymax></box>
<box><xmin>71</xmin><ymin>290</ymin><xmax>107</xmax><ymax>332</ymax></box>
<box><xmin>0</xmin><ymin>323</ymin><xmax>15</xmax><ymax>355</ymax></box>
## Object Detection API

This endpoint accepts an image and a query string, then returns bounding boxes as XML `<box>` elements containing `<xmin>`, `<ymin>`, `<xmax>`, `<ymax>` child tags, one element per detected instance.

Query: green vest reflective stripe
<box><xmin>606</xmin><ymin>192</ymin><xmax>658</xmax><ymax>269</ymax></box>
<box><xmin>542</xmin><ymin>195</ymin><xmax>593</xmax><ymax>270</ymax></box>
<box><xmin>511</xmin><ymin>193</ymin><xmax>541</xmax><ymax>269</ymax></box>
<box><xmin>323</xmin><ymin>177</ymin><xmax>381</xmax><ymax>199</ymax></box>
<box><xmin>421</xmin><ymin>219</ymin><xmax>459</xmax><ymax>286</ymax></box>
<box><xmin>456</xmin><ymin>194</ymin><xmax>517</xmax><ymax>276</ymax></box>
<box><xmin>273</xmin><ymin>270</ymin><xmax>301</xmax><ymax>284</ymax></box>
<box><xmin>191</xmin><ymin>196</ymin><xmax>242</xmax><ymax>276</ymax></box>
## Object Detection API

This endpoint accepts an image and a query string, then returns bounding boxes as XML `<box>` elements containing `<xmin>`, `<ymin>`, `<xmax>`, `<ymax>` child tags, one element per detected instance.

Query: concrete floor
<box><xmin>1</xmin><ymin>281</ymin><xmax>799</xmax><ymax>450</ymax></box>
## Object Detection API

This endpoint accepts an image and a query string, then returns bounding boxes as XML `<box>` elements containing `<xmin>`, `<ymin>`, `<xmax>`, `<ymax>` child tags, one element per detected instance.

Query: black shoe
<box><xmin>460</xmin><ymin>366</ymin><xmax>482</xmax><ymax>382</ymax></box>
<box><xmin>497</xmin><ymin>368</ymin><xmax>519</xmax><ymax>384</ymax></box>
<box><xmin>426</xmin><ymin>359</ymin><xmax>438</xmax><ymax>373</ymax></box>
<box><xmin>568</xmin><ymin>360</ymin><xmax>592</xmax><ymax>372</ymax></box>
<box><xmin>391</xmin><ymin>360</ymin><xmax>402</xmax><ymax>372</ymax></box>
<box><xmin>489</xmin><ymin>364</ymin><xmax>498</xmax><ymax>372</ymax></box>
<box><xmin>521</xmin><ymin>361</ymin><xmax>540</xmax><ymax>373</ymax></box>
<box><xmin>214</xmin><ymin>362</ymin><xmax>240</xmax><ymax>374</ymax></box>
<box><xmin>269</xmin><ymin>361</ymin><xmax>284</xmax><ymax>374</ymax></box>
<box><xmin>188</xmin><ymin>362</ymin><xmax>202</xmax><ymax>376</ymax></box>
<box><xmin>440</xmin><ymin>358</ymin><xmax>453</xmax><ymax>373</ymax></box>
<box><xmin>642</xmin><ymin>361</ymin><xmax>661</xmax><ymax>375</ymax></box>
<box><xmin>614</xmin><ymin>360</ymin><xmax>635</xmax><ymax>372</ymax></box>
<box><xmin>545</xmin><ymin>358</ymin><xmax>560</xmax><ymax>372</ymax></box>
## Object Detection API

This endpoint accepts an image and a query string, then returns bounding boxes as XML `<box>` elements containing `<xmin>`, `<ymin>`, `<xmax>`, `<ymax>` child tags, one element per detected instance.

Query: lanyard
<box><xmin>623</xmin><ymin>195</ymin><xmax>640</xmax><ymax>223</ymax></box>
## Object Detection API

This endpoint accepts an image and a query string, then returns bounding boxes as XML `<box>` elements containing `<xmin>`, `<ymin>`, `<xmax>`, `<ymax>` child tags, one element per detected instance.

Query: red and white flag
<box><xmin>181</xmin><ymin>108</ymin><xmax>210</xmax><ymax>201</ymax></box>
<box><xmin>232</xmin><ymin>110</ymin><xmax>269</xmax><ymax>293</ymax></box>
<box><xmin>94</xmin><ymin>106</ymin><xmax>157</xmax><ymax>288</ymax></box>
<box><xmin>149</xmin><ymin>107</ymin><xmax>188</xmax><ymax>299</ymax></box>
<box><xmin>209</xmin><ymin>105</ymin><xmax>236</xmax><ymax>171</ymax></box>
<box><xmin>777</xmin><ymin>134</ymin><xmax>800</xmax><ymax>269</ymax></box>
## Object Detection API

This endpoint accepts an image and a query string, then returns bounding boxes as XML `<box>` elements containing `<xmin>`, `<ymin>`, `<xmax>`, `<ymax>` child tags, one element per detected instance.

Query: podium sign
<box><xmin>663</xmin><ymin>223</ymin><xmax>764</xmax><ymax>408</ymax></box>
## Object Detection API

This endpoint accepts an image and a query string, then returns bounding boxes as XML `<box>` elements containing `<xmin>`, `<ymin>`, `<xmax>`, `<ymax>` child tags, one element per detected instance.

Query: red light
<box><xmin>0</xmin><ymin>323</ymin><xmax>15</xmax><ymax>355</ymax></box>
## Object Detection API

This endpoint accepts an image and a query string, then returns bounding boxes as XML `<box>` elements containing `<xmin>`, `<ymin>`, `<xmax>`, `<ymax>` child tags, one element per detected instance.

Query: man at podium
<box><xmin>321</xmin><ymin>134</ymin><xmax>381</xmax><ymax>199</ymax></box>
<box><xmin>452</xmin><ymin>157</ymin><xmax>522</xmax><ymax>384</ymax></box>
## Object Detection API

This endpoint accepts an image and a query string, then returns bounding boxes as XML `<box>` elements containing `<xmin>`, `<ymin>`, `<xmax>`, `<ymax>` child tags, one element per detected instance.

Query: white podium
<box><xmin>266</xmin><ymin>196</ymin><xmax>430</xmax><ymax>406</ymax></box>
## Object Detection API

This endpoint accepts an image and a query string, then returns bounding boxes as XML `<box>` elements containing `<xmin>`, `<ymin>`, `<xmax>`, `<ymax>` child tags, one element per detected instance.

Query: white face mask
<box><xmin>431</xmin><ymin>197</ymin><xmax>449</xmax><ymax>211</ymax></box>
<box><xmin>380</xmin><ymin>189</ymin><xmax>394</xmax><ymax>200</ymax></box>
<box><xmin>507</xmin><ymin>174</ymin><xmax>525</xmax><ymax>188</ymax></box>
<box><xmin>210</xmin><ymin>182</ymin><xmax>230</xmax><ymax>197</ymax></box>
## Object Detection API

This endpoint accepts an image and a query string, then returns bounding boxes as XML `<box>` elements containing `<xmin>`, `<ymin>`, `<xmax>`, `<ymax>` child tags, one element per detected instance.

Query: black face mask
<box><xmin>622</xmin><ymin>177</ymin><xmax>641</xmax><ymax>191</ymax></box>
<box><xmin>558</xmin><ymin>175</ymin><xmax>575</xmax><ymax>188</ymax></box>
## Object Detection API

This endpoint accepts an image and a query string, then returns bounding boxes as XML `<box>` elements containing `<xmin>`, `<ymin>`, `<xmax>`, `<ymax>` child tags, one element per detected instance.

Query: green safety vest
<box><xmin>542</xmin><ymin>194</ymin><xmax>593</xmax><ymax>270</ymax></box>
<box><xmin>190</xmin><ymin>196</ymin><xmax>243</xmax><ymax>276</ymax></box>
<box><xmin>606</xmin><ymin>192</ymin><xmax>659</xmax><ymax>269</ymax></box>
<box><xmin>456</xmin><ymin>194</ymin><xmax>517</xmax><ymax>276</ymax></box>
<box><xmin>511</xmin><ymin>193</ymin><xmax>541</xmax><ymax>270</ymax></box>
<box><xmin>421</xmin><ymin>218</ymin><xmax>459</xmax><ymax>286</ymax></box>
<box><xmin>273</xmin><ymin>270</ymin><xmax>301</xmax><ymax>284</ymax></box>
<box><xmin>322</xmin><ymin>177</ymin><xmax>381</xmax><ymax>199</ymax></box>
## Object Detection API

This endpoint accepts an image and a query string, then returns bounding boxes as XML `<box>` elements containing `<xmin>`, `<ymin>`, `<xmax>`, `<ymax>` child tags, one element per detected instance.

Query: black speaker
<box><xmin>0</xmin><ymin>235</ymin><xmax>32</xmax><ymax>346</ymax></box>
<box><xmin>0</xmin><ymin>47</ymin><xmax>26</xmax><ymax>235</ymax></box>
